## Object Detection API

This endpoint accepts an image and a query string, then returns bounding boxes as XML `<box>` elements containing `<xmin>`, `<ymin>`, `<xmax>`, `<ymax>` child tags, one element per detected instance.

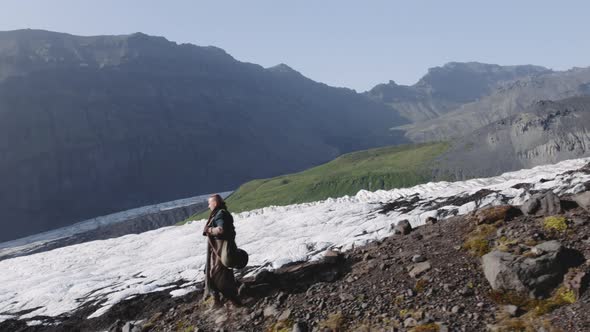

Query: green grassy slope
<box><xmin>185</xmin><ymin>142</ymin><xmax>449</xmax><ymax>222</ymax></box>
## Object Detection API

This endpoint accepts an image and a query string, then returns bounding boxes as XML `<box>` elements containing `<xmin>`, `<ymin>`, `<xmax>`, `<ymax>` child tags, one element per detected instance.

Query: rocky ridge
<box><xmin>434</xmin><ymin>96</ymin><xmax>590</xmax><ymax>179</ymax></box>
<box><xmin>398</xmin><ymin>67</ymin><xmax>590</xmax><ymax>142</ymax></box>
<box><xmin>366</xmin><ymin>62</ymin><xmax>550</xmax><ymax>123</ymax></box>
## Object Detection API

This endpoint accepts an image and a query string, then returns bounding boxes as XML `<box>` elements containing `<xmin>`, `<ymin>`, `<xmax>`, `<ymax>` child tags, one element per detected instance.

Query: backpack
<box><xmin>220</xmin><ymin>240</ymin><xmax>249</xmax><ymax>269</ymax></box>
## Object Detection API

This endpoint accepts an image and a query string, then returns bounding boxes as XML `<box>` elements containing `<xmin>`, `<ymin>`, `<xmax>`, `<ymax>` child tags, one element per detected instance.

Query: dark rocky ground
<box><xmin>4</xmin><ymin>189</ymin><xmax>590</xmax><ymax>332</ymax></box>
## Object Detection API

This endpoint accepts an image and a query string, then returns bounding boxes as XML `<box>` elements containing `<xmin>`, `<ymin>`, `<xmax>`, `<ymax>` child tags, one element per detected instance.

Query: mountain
<box><xmin>397</xmin><ymin>66</ymin><xmax>590</xmax><ymax>142</ymax></box>
<box><xmin>435</xmin><ymin>96</ymin><xmax>590</xmax><ymax>179</ymax></box>
<box><xmin>190</xmin><ymin>97</ymin><xmax>590</xmax><ymax>214</ymax></box>
<box><xmin>366</xmin><ymin>62</ymin><xmax>550</xmax><ymax>123</ymax></box>
<box><xmin>0</xmin><ymin>29</ymin><xmax>407</xmax><ymax>242</ymax></box>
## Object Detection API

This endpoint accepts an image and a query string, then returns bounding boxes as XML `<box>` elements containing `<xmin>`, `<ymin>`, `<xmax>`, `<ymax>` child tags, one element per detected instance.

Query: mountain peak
<box><xmin>267</xmin><ymin>63</ymin><xmax>301</xmax><ymax>75</ymax></box>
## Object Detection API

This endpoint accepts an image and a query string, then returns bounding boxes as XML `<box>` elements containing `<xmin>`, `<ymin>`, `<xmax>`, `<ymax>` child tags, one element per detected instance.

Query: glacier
<box><xmin>0</xmin><ymin>158</ymin><xmax>589</xmax><ymax>323</ymax></box>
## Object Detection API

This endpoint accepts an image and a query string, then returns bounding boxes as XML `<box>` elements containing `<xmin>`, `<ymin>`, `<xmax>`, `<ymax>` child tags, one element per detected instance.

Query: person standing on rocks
<box><xmin>202</xmin><ymin>194</ymin><xmax>242</xmax><ymax>308</ymax></box>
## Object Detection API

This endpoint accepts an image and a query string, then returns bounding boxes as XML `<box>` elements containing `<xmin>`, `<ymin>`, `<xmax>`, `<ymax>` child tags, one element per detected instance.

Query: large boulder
<box><xmin>482</xmin><ymin>241</ymin><xmax>568</xmax><ymax>297</ymax></box>
<box><xmin>521</xmin><ymin>191</ymin><xmax>562</xmax><ymax>216</ymax></box>
<box><xmin>392</xmin><ymin>219</ymin><xmax>412</xmax><ymax>235</ymax></box>
<box><xmin>473</xmin><ymin>205</ymin><xmax>522</xmax><ymax>225</ymax></box>
<box><xmin>482</xmin><ymin>251</ymin><xmax>527</xmax><ymax>292</ymax></box>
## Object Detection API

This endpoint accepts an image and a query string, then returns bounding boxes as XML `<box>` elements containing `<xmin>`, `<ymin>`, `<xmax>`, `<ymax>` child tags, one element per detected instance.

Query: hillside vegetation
<box><xmin>187</xmin><ymin>142</ymin><xmax>449</xmax><ymax>221</ymax></box>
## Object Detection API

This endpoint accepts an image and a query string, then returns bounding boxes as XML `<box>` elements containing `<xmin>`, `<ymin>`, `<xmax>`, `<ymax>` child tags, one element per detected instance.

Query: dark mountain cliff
<box><xmin>0</xmin><ymin>29</ymin><xmax>406</xmax><ymax>241</ymax></box>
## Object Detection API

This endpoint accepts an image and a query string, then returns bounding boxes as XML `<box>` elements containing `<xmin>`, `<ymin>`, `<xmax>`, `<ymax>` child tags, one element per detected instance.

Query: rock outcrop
<box><xmin>482</xmin><ymin>240</ymin><xmax>569</xmax><ymax>297</ymax></box>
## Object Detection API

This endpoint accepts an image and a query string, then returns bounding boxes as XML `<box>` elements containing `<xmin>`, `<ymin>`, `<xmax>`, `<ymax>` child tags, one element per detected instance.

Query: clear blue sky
<box><xmin>2</xmin><ymin>0</ymin><xmax>588</xmax><ymax>91</ymax></box>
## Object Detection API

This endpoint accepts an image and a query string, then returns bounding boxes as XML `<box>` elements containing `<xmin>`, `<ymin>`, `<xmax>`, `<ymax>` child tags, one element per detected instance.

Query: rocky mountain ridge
<box><xmin>397</xmin><ymin>67</ymin><xmax>590</xmax><ymax>142</ymax></box>
<box><xmin>366</xmin><ymin>62</ymin><xmax>550</xmax><ymax>123</ymax></box>
<box><xmin>435</xmin><ymin>96</ymin><xmax>590</xmax><ymax>179</ymax></box>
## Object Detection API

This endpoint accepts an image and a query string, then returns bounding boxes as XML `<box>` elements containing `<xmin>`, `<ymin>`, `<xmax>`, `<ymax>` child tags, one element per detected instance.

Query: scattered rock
<box><xmin>214</xmin><ymin>314</ymin><xmax>228</xmax><ymax>325</ymax></box>
<box><xmin>530</xmin><ymin>240</ymin><xmax>560</xmax><ymax>255</ymax></box>
<box><xmin>572</xmin><ymin>216</ymin><xmax>589</xmax><ymax>226</ymax></box>
<box><xmin>403</xmin><ymin>317</ymin><xmax>418</xmax><ymax>328</ymax></box>
<box><xmin>521</xmin><ymin>191</ymin><xmax>562</xmax><ymax>216</ymax></box>
<box><xmin>436</xmin><ymin>322</ymin><xmax>450</xmax><ymax>332</ymax></box>
<box><xmin>393</xmin><ymin>219</ymin><xmax>412</xmax><ymax>235</ymax></box>
<box><xmin>278</xmin><ymin>308</ymin><xmax>291</xmax><ymax>321</ymax></box>
<box><xmin>459</xmin><ymin>286</ymin><xmax>474</xmax><ymax>296</ymax></box>
<box><xmin>276</xmin><ymin>292</ymin><xmax>288</xmax><ymax>304</ymax></box>
<box><xmin>563</xmin><ymin>268</ymin><xmax>587</xmax><ymax>298</ymax></box>
<box><xmin>409</xmin><ymin>261</ymin><xmax>431</xmax><ymax>278</ymax></box>
<box><xmin>521</xmin><ymin>195</ymin><xmax>541</xmax><ymax>215</ymax></box>
<box><xmin>426</xmin><ymin>216</ymin><xmax>438</xmax><ymax>225</ymax></box>
<box><xmin>573</xmin><ymin>191</ymin><xmax>590</xmax><ymax>212</ymax></box>
<box><xmin>292</xmin><ymin>321</ymin><xmax>308</xmax><ymax>332</ymax></box>
<box><xmin>474</xmin><ymin>205</ymin><xmax>521</xmax><ymax>224</ymax></box>
<box><xmin>502</xmin><ymin>304</ymin><xmax>519</xmax><ymax>317</ymax></box>
<box><xmin>250</xmin><ymin>309</ymin><xmax>263</xmax><ymax>320</ymax></box>
<box><xmin>451</xmin><ymin>305</ymin><xmax>463</xmax><ymax>314</ymax></box>
<box><xmin>412</xmin><ymin>254</ymin><xmax>426</xmax><ymax>263</ymax></box>
<box><xmin>339</xmin><ymin>293</ymin><xmax>354</xmax><ymax>302</ymax></box>
<box><xmin>263</xmin><ymin>305</ymin><xmax>279</xmax><ymax>318</ymax></box>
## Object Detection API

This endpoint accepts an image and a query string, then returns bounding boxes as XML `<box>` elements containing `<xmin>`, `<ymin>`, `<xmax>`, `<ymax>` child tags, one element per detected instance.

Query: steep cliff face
<box><xmin>399</xmin><ymin>67</ymin><xmax>590</xmax><ymax>142</ymax></box>
<box><xmin>366</xmin><ymin>62</ymin><xmax>550</xmax><ymax>123</ymax></box>
<box><xmin>436</xmin><ymin>97</ymin><xmax>590</xmax><ymax>179</ymax></box>
<box><xmin>0</xmin><ymin>30</ymin><xmax>406</xmax><ymax>241</ymax></box>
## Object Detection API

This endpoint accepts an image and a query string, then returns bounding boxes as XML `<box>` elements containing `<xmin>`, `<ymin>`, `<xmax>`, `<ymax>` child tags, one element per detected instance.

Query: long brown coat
<box><xmin>203</xmin><ymin>208</ymin><xmax>239</xmax><ymax>302</ymax></box>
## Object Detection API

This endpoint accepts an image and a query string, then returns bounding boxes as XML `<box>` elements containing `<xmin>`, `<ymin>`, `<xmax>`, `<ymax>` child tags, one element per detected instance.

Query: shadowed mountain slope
<box><xmin>0</xmin><ymin>29</ymin><xmax>406</xmax><ymax>241</ymax></box>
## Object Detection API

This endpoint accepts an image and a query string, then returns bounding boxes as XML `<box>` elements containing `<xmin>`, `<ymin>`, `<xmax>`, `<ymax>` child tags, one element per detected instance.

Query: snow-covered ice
<box><xmin>0</xmin><ymin>159</ymin><xmax>589</xmax><ymax>323</ymax></box>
